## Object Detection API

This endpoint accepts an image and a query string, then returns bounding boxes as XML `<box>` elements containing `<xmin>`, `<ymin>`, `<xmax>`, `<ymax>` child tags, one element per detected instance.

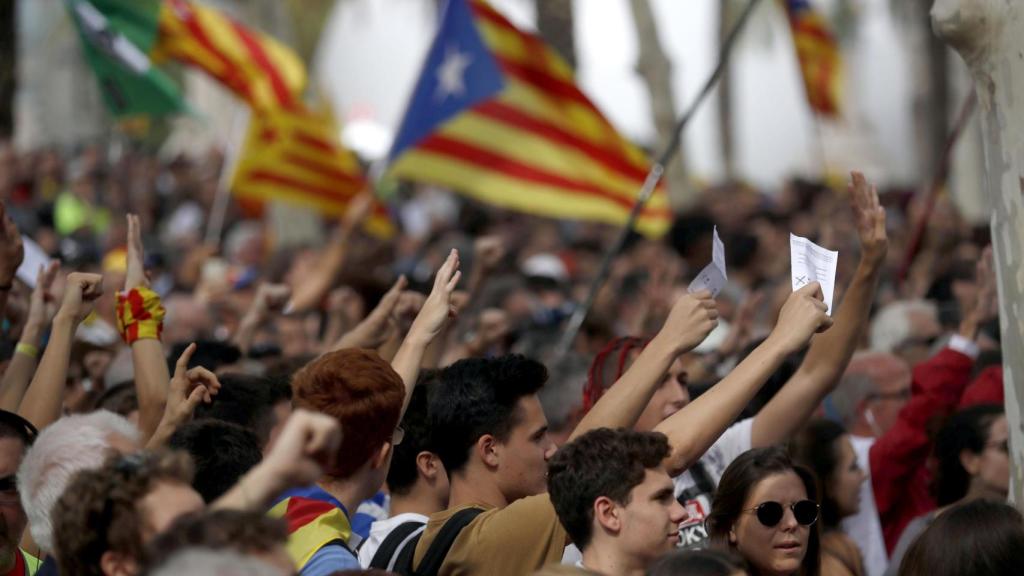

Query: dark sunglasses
<box><xmin>744</xmin><ymin>500</ymin><xmax>819</xmax><ymax>527</ymax></box>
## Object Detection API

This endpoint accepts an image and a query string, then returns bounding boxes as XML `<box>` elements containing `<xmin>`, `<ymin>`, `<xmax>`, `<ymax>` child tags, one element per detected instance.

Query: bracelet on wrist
<box><xmin>15</xmin><ymin>342</ymin><xmax>39</xmax><ymax>359</ymax></box>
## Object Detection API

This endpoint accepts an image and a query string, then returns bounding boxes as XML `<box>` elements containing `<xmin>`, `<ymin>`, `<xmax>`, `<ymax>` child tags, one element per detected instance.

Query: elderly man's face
<box><xmin>896</xmin><ymin>309</ymin><xmax>942</xmax><ymax>367</ymax></box>
<box><xmin>863</xmin><ymin>356</ymin><xmax>912</xmax><ymax>435</ymax></box>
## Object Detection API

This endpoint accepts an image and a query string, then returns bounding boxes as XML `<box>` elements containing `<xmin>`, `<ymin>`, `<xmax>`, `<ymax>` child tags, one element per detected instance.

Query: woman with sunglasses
<box><xmin>707</xmin><ymin>447</ymin><xmax>820</xmax><ymax>576</ymax></box>
<box><xmin>789</xmin><ymin>420</ymin><xmax>867</xmax><ymax>576</ymax></box>
<box><xmin>885</xmin><ymin>404</ymin><xmax>1008</xmax><ymax>575</ymax></box>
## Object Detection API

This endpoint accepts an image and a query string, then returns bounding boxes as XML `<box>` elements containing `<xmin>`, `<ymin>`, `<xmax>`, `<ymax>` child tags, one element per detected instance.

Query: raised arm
<box><xmin>146</xmin><ymin>343</ymin><xmax>222</xmax><ymax>449</ymax></box>
<box><xmin>122</xmin><ymin>215</ymin><xmax>171</xmax><ymax>442</ymax></box>
<box><xmin>213</xmin><ymin>409</ymin><xmax>341</xmax><ymax>511</ymax></box>
<box><xmin>0</xmin><ymin>262</ymin><xmax>59</xmax><ymax>411</ymax></box>
<box><xmin>328</xmin><ymin>276</ymin><xmax>407</xmax><ymax>352</ymax></box>
<box><xmin>572</xmin><ymin>290</ymin><xmax>719</xmax><ymax>440</ymax></box>
<box><xmin>234</xmin><ymin>283</ymin><xmax>291</xmax><ymax>357</ymax></box>
<box><xmin>752</xmin><ymin>171</ymin><xmax>888</xmax><ymax>447</ymax></box>
<box><xmin>287</xmin><ymin>193</ymin><xmax>372</xmax><ymax>314</ymax></box>
<box><xmin>391</xmin><ymin>249</ymin><xmax>461</xmax><ymax>413</ymax></box>
<box><xmin>19</xmin><ymin>272</ymin><xmax>103</xmax><ymax>429</ymax></box>
<box><xmin>655</xmin><ymin>283</ymin><xmax>833</xmax><ymax>475</ymax></box>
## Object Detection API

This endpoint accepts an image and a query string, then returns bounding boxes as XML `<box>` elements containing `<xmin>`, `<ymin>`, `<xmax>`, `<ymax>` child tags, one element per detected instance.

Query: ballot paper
<box><xmin>15</xmin><ymin>235</ymin><xmax>52</xmax><ymax>289</ymax></box>
<box><xmin>790</xmin><ymin>234</ymin><xmax>838</xmax><ymax>315</ymax></box>
<box><xmin>688</xmin><ymin>226</ymin><xmax>727</xmax><ymax>297</ymax></box>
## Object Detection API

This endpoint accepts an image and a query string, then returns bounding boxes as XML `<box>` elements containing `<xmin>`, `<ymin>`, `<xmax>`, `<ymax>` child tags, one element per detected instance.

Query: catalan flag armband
<box><xmin>116</xmin><ymin>287</ymin><xmax>166</xmax><ymax>345</ymax></box>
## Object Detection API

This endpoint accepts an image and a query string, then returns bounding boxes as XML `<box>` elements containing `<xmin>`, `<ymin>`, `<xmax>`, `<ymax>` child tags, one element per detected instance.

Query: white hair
<box><xmin>17</xmin><ymin>410</ymin><xmax>140</xmax><ymax>552</ymax></box>
<box><xmin>869</xmin><ymin>300</ymin><xmax>938</xmax><ymax>353</ymax></box>
<box><xmin>149</xmin><ymin>549</ymin><xmax>283</xmax><ymax>576</ymax></box>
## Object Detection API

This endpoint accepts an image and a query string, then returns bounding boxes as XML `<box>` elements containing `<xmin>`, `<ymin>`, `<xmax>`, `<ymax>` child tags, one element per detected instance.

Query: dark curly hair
<box><xmin>430</xmin><ymin>354</ymin><xmax>547</xmax><ymax>473</ymax></box>
<box><xmin>52</xmin><ymin>451</ymin><xmax>194</xmax><ymax>576</ymax></box>
<box><xmin>547</xmin><ymin>428</ymin><xmax>671</xmax><ymax>550</ymax></box>
<box><xmin>931</xmin><ymin>404</ymin><xmax>1004</xmax><ymax>506</ymax></box>
<box><xmin>143</xmin><ymin>509</ymin><xmax>288</xmax><ymax>572</ymax></box>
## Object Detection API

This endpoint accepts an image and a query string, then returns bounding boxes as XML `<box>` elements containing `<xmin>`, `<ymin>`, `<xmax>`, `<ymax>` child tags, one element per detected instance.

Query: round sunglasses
<box><xmin>743</xmin><ymin>500</ymin><xmax>819</xmax><ymax>527</ymax></box>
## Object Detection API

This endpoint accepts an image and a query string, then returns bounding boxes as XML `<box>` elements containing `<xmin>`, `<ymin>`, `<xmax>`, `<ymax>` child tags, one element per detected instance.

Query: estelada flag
<box><xmin>783</xmin><ymin>0</ymin><xmax>843</xmax><ymax>117</ymax></box>
<box><xmin>152</xmin><ymin>0</ymin><xmax>306</xmax><ymax>111</ymax></box>
<box><xmin>231</xmin><ymin>104</ymin><xmax>394</xmax><ymax>238</ymax></box>
<box><xmin>387</xmin><ymin>0</ymin><xmax>672</xmax><ymax>237</ymax></box>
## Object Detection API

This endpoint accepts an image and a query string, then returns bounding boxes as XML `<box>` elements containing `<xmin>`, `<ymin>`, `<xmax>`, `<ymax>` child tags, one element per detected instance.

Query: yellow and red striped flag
<box><xmin>387</xmin><ymin>0</ymin><xmax>671</xmax><ymax>237</ymax></box>
<box><xmin>269</xmin><ymin>486</ymin><xmax>354</xmax><ymax>570</ymax></box>
<box><xmin>231</xmin><ymin>103</ymin><xmax>394</xmax><ymax>238</ymax></box>
<box><xmin>783</xmin><ymin>0</ymin><xmax>842</xmax><ymax>117</ymax></box>
<box><xmin>152</xmin><ymin>0</ymin><xmax>306</xmax><ymax>111</ymax></box>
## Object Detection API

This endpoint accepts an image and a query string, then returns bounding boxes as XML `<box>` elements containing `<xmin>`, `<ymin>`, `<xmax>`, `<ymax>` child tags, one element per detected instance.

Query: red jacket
<box><xmin>868</xmin><ymin>347</ymin><xmax>974</xmax><ymax>553</ymax></box>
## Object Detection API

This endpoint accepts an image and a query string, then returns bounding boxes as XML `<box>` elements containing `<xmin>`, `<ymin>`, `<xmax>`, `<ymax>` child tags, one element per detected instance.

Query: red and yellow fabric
<box><xmin>269</xmin><ymin>486</ymin><xmax>354</xmax><ymax>569</ymax></box>
<box><xmin>116</xmin><ymin>287</ymin><xmax>165</xmax><ymax>344</ymax></box>
<box><xmin>782</xmin><ymin>0</ymin><xmax>843</xmax><ymax>117</ymax></box>
<box><xmin>231</xmin><ymin>104</ymin><xmax>394</xmax><ymax>238</ymax></box>
<box><xmin>152</xmin><ymin>0</ymin><xmax>306</xmax><ymax>111</ymax></box>
<box><xmin>387</xmin><ymin>0</ymin><xmax>671</xmax><ymax>237</ymax></box>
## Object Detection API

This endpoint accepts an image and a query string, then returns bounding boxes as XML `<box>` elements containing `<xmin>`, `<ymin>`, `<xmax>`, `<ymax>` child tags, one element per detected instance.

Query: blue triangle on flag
<box><xmin>388</xmin><ymin>0</ymin><xmax>505</xmax><ymax>162</ymax></box>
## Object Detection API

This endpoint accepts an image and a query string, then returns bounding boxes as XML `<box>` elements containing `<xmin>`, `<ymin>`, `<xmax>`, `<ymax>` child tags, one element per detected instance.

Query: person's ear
<box><xmin>371</xmin><ymin>441</ymin><xmax>393</xmax><ymax>470</ymax></box>
<box><xmin>728</xmin><ymin>526</ymin><xmax>738</xmax><ymax>544</ymax></box>
<box><xmin>593</xmin><ymin>496</ymin><xmax>622</xmax><ymax>535</ymax></box>
<box><xmin>100</xmin><ymin>550</ymin><xmax>137</xmax><ymax>576</ymax></box>
<box><xmin>960</xmin><ymin>448</ymin><xmax>982</xmax><ymax>476</ymax></box>
<box><xmin>477</xmin><ymin>434</ymin><xmax>500</xmax><ymax>468</ymax></box>
<box><xmin>416</xmin><ymin>451</ymin><xmax>439</xmax><ymax>480</ymax></box>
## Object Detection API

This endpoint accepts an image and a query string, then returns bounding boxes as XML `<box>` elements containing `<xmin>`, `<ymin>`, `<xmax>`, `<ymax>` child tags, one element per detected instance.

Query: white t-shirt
<box><xmin>840</xmin><ymin>435</ymin><xmax>889</xmax><ymax>576</ymax></box>
<box><xmin>357</xmin><ymin>512</ymin><xmax>429</xmax><ymax>568</ymax></box>
<box><xmin>562</xmin><ymin>418</ymin><xmax>755</xmax><ymax>564</ymax></box>
<box><xmin>673</xmin><ymin>417</ymin><xmax>754</xmax><ymax>549</ymax></box>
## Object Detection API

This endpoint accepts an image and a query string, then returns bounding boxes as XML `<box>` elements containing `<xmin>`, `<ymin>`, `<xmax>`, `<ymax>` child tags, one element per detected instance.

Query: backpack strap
<box><xmin>410</xmin><ymin>507</ymin><xmax>486</xmax><ymax>576</ymax></box>
<box><xmin>368</xmin><ymin>521</ymin><xmax>427</xmax><ymax>570</ymax></box>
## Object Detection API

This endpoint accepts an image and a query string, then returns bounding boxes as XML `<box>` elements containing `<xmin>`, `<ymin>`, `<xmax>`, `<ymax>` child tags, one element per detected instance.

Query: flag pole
<box><xmin>555</xmin><ymin>0</ymin><xmax>763</xmax><ymax>358</ymax></box>
<box><xmin>204</xmin><ymin>106</ymin><xmax>251</xmax><ymax>247</ymax></box>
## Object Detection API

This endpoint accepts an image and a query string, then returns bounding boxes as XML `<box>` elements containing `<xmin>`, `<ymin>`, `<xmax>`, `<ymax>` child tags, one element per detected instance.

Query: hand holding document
<box><xmin>790</xmin><ymin>233</ymin><xmax>838</xmax><ymax>315</ymax></box>
<box><xmin>688</xmin><ymin>226</ymin><xmax>727</xmax><ymax>297</ymax></box>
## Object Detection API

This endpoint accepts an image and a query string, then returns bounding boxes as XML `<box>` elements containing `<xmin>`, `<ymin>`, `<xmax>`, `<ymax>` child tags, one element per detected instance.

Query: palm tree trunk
<box><xmin>628</xmin><ymin>0</ymin><xmax>692</xmax><ymax>207</ymax></box>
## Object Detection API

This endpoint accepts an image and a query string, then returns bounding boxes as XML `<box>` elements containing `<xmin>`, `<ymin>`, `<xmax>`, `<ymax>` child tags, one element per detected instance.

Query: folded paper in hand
<box><xmin>688</xmin><ymin>226</ymin><xmax>727</xmax><ymax>297</ymax></box>
<box><xmin>790</xmin><ymin>233</ymin><xmax>838</xmax><ymax>315</ymax></box>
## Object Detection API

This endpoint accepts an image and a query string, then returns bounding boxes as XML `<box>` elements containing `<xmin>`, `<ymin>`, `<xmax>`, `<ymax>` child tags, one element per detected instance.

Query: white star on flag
<box><xmin>435</xmin><ymin>44</ymin><xmax>473</xmax><ymax>102</ymax></box>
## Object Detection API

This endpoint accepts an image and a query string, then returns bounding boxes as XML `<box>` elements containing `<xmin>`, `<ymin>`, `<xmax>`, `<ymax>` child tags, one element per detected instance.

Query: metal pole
<box><xmin>555</xmin><ymin>0</ymin><xmax>763</xmax><ymax>358</ymax></box>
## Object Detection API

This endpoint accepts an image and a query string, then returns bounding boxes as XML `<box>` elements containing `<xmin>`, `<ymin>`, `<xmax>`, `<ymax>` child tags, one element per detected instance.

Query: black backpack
<box><xmin>384</xmin><ymin>507</ymin><xmax>485</xmax><ymax>576</ymax></box>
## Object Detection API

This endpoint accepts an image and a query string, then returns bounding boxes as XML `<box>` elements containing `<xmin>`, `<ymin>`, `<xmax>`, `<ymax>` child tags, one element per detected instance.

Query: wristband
<box><xmin>15</xmin><ymin>343</ymin><xmax>38</xmax><ymax>359</ymax></box>
<box><xmin>116</xmin><ymin>287</ymin><xmax>165</xmax><ymax>345</ymax></box>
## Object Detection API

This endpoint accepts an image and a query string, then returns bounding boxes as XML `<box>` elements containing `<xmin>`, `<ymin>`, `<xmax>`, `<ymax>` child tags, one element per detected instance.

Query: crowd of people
<box><xmin>0</xmin><ymin>138</ymin><xmax>1018</xmax><ymax>576</ymax></box>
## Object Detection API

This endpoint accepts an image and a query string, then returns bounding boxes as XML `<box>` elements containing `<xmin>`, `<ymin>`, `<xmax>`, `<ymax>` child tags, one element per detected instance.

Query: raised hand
<box><xmin>0</xmin><ymin>202</ymin><xmax>23</xmax><ymax>286</ymax></box>
<box><xmin>57</xmin><ymin>272</ymin><xmax>103</xmax><ymax>325</ymax></box>
<box><xmin>24</xmin><ymin>261</ymin><xmax>60</xmax><ymax>333</ymax></box>
<box><xmin>333</xmin><ymin>275</ymin><xmax>408</xmax><ymax>350</ymax></box>
<box><xmin>259</xmin><ymin>409</ymin><xmax>342</xmax><ymax>490</ymax></box>
<box><xmin>341</xmin><ymin>191</ymin><xmax>374</xmax><ymax>233</ymax></box>
<box><xmin>408</xmin><ymin>249</ymin><xmax>461</xmax><ymax>343</ymax></box>
<box><xmin>769</xmin><ymin>282</ymin><xmax>833</xmax><ymax>353</ymax></box>
<box><xmin>253</xmin><ymin>283</ymin><xmax>292</xmax><ymax>318</ymax></box>
<box><xmin>167</xmin><ymin>343</ymin><xmax>221</xmax><ymax>420</ymax></box>
<box><xmin>473</xmin><ymin>236</ymin><xmax>505</xmax><ymax>273</ymax></box>
<box><xmin>125</xmin><ymin>214</ymin><xmax>148</xmax><ymax>290</ymax></box>
<box><xmin>849</xmin><ymin>172</ymin><xmax>888</xmax><ymax>265</ymax></box>
<box><xmin>655</xmin><ymin>290</ymin><xmax>719</xmax><ymax>354</ymax></box>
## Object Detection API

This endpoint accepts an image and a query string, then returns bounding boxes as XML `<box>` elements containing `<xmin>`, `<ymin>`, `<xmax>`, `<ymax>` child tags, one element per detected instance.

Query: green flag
<box><xmin>65</xmin><ymin>0</ymin><xmax>187</xmax><ymax>118</ymax></box>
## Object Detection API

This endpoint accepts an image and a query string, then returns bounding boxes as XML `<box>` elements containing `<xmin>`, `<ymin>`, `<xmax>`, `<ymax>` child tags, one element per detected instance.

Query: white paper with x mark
<box><xmin>688</xmin><ymin>226</ymin><xmax>727</xmax><ymax>297</ymax></box>
<box><xmin>790</xmin><ymin>234</ymin><xmax>838</xmax><ymax>315</ymax></box>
